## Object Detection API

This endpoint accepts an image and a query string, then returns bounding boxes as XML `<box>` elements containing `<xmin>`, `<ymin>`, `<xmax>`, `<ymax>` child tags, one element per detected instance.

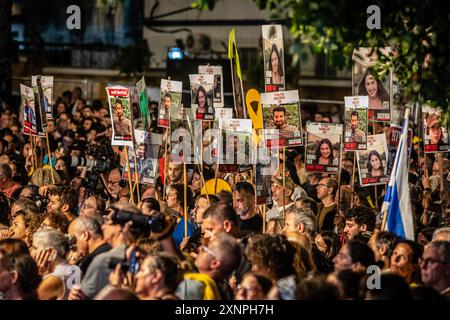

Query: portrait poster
<box><xmin>218</xmin><ymin>118</ymin><xmax>253</xmax><ymax>173</ymax></box>
<box><xmin>344</xmin><ymin>96</ymin><xmax>369</xmax><ymax>151</ymax></box>
<box><xmin>158</xmin><ymin>79</ymin><xmax>182</xmax><ymax>128</ymax></box>
<box><xmin>106</xmin><ymin>86</ymin><xmax>133</xmax><ymax>147</ymax></box>
<box><xmin>256</xmin><ymin>147</ymin><xmax>276</xmax><ymax>205</ymax></box>
<box><xmin>422</xmin><ymin>105</ymin><xmax>449</xmax><ymax>153</ymax></box>
<box><xmin>356</xmin><ymin>134</ymin><xmax>389</xmax><ymax>187</ymax></box>
<box><xmin>124</xmin><ymin>130</ymin><xmax>161</xmax><ymax>185</ymax></box>
<box><xmin>170</xmin><ymin>106</ymin><xmax>194</xmax><ymax>163</ymax></box>
<box><xmin>262</xmin><ymin>25</ymin><xmax>285</xmax><ymax>92</ymax></box>
<box><xmin>390</xmin><ymin>74</ymin><xmax>407</xmax><ymax>125</ymax></box>
<box><xmin>261</xmin><ymin>90</ymin><xmax>302</xmax><ymax>148</ymax></box>
<box><xmin>31</xmin><ymin>75</ymin><xmax>53</xmax><ymax>121</ymax></box>
<box><xmin>228</xmin><ymin>28</ymin><xmax>246</xmax><ymax>118</ymax></box>
<box><xmin>20</xmin><ymin>84</ymin><xmax>38</xmax><ymax>136</ymax></box>
<box><xmin>387</xmin><ymin>124</ymin><xmax>413</xmax><ymax>175</ymax></box>
<box><xmin>352</xmin><ymin>47</ymin><xmax>392</xmax><ymax>122</ymax></box>
<box><xmin>189</xmin><ymin>74</ymin><xmax>214</xmax><ymax>121</ymax></box>
<box><xmin>305</xmin><ymin>122</ymin><xmax>342</xmax><ymax>174</ymax></box>
<box><xmin>199</xmin><ymin>65</ymin><xmax>224</xmax><ymax>108</ymax></box>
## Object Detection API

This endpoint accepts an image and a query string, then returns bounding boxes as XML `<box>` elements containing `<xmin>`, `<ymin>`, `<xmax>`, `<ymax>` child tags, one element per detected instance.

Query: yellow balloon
<box><xmin>201</xmin><ymin>178</ymin><xmax>232</xmax><ymax>195</ymax></box>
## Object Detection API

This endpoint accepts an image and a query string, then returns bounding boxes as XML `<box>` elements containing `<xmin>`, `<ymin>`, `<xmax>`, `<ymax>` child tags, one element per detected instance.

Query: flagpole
<box><xmin>45</xmin><ymin>132</ymin><xmax>55</xmax><ymax>184</ymax></box>
<box><xmin>124</xmin><ymin>147</ymin><xmax>135</xmax><ymax>204</ymax></box>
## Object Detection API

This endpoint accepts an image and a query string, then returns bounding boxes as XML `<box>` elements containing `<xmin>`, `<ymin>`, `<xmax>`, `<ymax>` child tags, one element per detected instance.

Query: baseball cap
<box><xmin>271</xmin><ymin>175</ymin><xmax>295</xmax><ymax>190</ymax></box>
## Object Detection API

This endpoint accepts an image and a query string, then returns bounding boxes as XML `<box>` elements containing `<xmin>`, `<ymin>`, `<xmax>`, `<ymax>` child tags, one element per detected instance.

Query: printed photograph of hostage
<box><xmin>356</xmin><ymin>133</ymin><xmax>389</xmax><ymax>186</ymax></box>
<box><xmin>358</xmin><ymin>68</ymin><xmax>389</xmax><ymax>110</ymax></box>
<box><xmin>305</xmin><ymin>123</ymin><xmax>342</xmax><ymax>174</ymax></box>
<box><xmin>112</xmin><ymin>98</ymin><xmax>132</xmax><ymax>137</ymax></box>
<box><xmin>194</xmin><ymin>85</ymin><xmax>214</xmax><ymax>118</ymax></box>
<box><xmin>423</xmin><ymin>110</ymin><xmax>449</xmax><ymax>153</ymax></box>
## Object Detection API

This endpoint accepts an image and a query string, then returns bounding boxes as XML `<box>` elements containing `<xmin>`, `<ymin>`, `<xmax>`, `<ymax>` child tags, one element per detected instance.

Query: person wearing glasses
<box><xmin>68</xmin><ymin>202</ymin><xmax>145</xmax><ymax>300</ymax></box>
<box><xmin>178</xmin><ymin>232</ymin><xmax>242</xmax><ymax>300</ymax></box>
<box><xmin>420</xmin><ymin>241</ymin><xmax>450</xmax><ymax>299</ymax></box>
<box><xmin>316</xmin><ymin>177</ymin><xmax>338</xmax><ymax>233</ymax></box>
<box><xmin>235</xmin><ymin>272</ymin><xmax>273</xmax><ymax>300</ymax></box>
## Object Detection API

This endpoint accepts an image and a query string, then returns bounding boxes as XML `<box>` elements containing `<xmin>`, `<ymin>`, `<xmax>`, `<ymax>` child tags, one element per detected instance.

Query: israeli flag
<box><xmin>381</xmin><ymin>108</ymin><xmax>414</xmax><ymax>240</ymax></box>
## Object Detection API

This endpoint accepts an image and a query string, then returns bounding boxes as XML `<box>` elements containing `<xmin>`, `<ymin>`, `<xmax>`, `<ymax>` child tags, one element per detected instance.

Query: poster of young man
<box><xmin>124</xmin><ymin>130</ymin><xmax>161</xmax><ymax>185</ymax></box>
<box><xmin>228</xmin><ymin>28</ymin><xmax>246</xmax><ymax>119</ymax></box>
<box><xmin>170</xmin><ymin>106</ymin><xmax>194</xmax><ymax>163</ymax></box>
<box><xmin>20</xmin><ymin>84</ymin><xmax>38</xmax><ymax>136</ymax></box>
<box><xmin>387</xmin><ymin>124</ymin><xmax>413</xmax><ymax>175</ymax></box>
<box><xmin>262</xmin><ymin>25</ymin><xmax>285</xmax><ymax>92</ymax></box>
<box><xmin>261</xmin><ymin>90</ymin><xmax>302</xmax><ymax>148</ymax></box>
<box><xmin>305</xmin><ymin>123</ymin><xmax>342</xmax><ymax>174</ymax></box>
<box><xmin>106</xmin><ymin>86</ymin><xmax>133</xmax><ymax>147</ymax></box>
<box><xmin>422</xmin><ymin>105</ymin><xmax>450</xmax><ymax>153</ymax></box>
<box><xmin>352</xmin><ymin>47</ymin><xmax>392</xmax><ymax>122</ymax></box>
<box><xmin>344</xmin><ymin>96</ymin><xmax>368</xmax><ymax>151</ymax></box>
<box><xmin>199</xmin><ymin>65</ymin><xmax>224</xmax><ymax>108</ymax></box>
<box><xmin>218</xmin><ymin>118</ymin><xmax>253</xmax><ymax>173</ymax></box>
<box><xmin>158</xmin><ymin>79</ymin><xmax>182</xmax><ymax>128</ymax></box>
<box><xmin>357</xmin><ymin>133</ymin><xmax>389</xmax><ymax>186</ymax></box>
<box><xmin>31</xmin><ymin>75</ymin><xmax>53</xmax><ymax>121</ymax></box>
<box><xmin>189</xmin><ymin>74</ymin><xmax>214</xmax><ymax>121</ymax></box>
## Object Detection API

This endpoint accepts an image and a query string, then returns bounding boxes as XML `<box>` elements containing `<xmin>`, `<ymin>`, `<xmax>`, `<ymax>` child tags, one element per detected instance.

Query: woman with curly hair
<box><xmin>367</xmin><ymin>150</ymin><xmax>384</xmax><ymax>178</ymax></box>
<box><xmin>245</xmin><ymin>234</ymin><xmax>297</xmax><ymax>300</ymax></box>
<box><xmin>358</xmin><ymin>68</ymin><xmax>389</xmax><ymax>109</ymax></box>
<box><xmin>313</xmin><ymin>139</ymin><xmax>334</xmax><ymax>165</ymax></box>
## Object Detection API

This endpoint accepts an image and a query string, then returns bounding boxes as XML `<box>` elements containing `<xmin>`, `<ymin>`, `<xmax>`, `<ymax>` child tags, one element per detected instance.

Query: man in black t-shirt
<box><xmin>233</xmin><ymin>181</ymin><xmax>263</xmax><ymax>234</ymax></box>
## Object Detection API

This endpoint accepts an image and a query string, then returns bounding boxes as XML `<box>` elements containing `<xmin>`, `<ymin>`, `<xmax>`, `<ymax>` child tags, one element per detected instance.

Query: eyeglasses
<box><xmin>317</xmin><ymin>183</ymin><xmax>330</xmax><ymax>189</ymax></box>
<box><xmin>419</xmin><ymin>257</ymin><xmax>446</xmax><ymax>267</ymax></box>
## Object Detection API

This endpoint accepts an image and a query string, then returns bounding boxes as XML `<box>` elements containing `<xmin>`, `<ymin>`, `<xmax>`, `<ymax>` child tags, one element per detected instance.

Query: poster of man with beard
<box><xmin>261</xmin><ymin>90</ymin><xmax>302</xmax><ymax>148</ymax></box>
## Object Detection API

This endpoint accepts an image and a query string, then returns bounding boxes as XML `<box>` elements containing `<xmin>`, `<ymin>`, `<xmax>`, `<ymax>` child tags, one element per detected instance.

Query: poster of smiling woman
<box><xmin>357</xmin><ymin>133</ymin><xmax>389</xmax><ymax>187</ymax></box>
<box><xmin>190</xmin><ymin>74</ymin><xmax>215</xmax><ymax>121</ymax></box>
<box><xmin>352</xmin><ymin>47</ymin><xmax>392</xmax><ymax>122</ymax></box>
<box><xmin>305</xmin><ymin>123</ymin><xmax>342</xmax><ymax>174</ymax></box>
<box><xmin>262</xmin><ymin>25</ymin><xmax>285</xmax><ymax>92</ymax></box>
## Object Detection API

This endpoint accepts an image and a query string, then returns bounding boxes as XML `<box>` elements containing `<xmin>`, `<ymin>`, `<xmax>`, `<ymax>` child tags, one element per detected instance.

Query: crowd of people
<box><xmin>0</xmin><ymin>86</ymin><xmax>449</xmax><ymax>301</ymax></box>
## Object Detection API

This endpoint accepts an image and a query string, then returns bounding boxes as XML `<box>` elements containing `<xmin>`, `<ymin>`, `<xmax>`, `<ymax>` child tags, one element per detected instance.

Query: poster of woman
<box><xmin>305</xmin><ymin>123</ymin><xmax>343</xmax><ymax>174</ymax></box>
<box><xmin>352</xmin><ymin>47</ymin><xmax>392</xmax><ymax>122</ymax></box>
<box><xmin>262</xmin><ymin>25</ymin><xmax>285</xmax><ymax>92</ymax></box>
<box><xmin>158</xmin><ymin>79</ymin><xmax>182</xmax><ymax>128</ymax></box>
<box><xmin>199</xmin><ymin>65</ymin><xmax>224</xmax><ymax>108</ymax></box>
<box><xmin>21</xmin><ymin>84</ymin><xmax>38</xmax><ymax>136</ymax></box>
<box><xmin>106</xmin><ymin>86</ymin><xmax>133</xmax><ymax>147</ymax></box>
<box><xmin>261</xmin><ymin>90</ymin><xmax>302</xmax><ymax>148</ymax></box>
<box><xmin>189</xmin><ymin>74</ymin><xmax>215</xmax><ymax>121</ymax></box>
<box><xmin>422</xmin><ymin>105</ymin><xmax>450</xmax><ymax>153</ymax></box>
<box><xmin>357</xmin><ymin>133</ymin><xmax>389</xmax><ymax>186</ymax></box>
<box><xmin>344</xmin><ymin>96</ymin><xmax>368</xmax><ymax>151</ymax></box>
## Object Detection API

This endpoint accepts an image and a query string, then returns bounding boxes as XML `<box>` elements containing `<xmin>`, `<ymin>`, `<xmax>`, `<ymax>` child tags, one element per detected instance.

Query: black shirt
<box><xmin>79</xmin><ymin>243</ymin><xmax>112</xmax><ymax>274</ymax></box>
<box><xmin>239</xmin><ymin>214</ymin><xmax>263</xmax><ymax>234</ymax></box>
